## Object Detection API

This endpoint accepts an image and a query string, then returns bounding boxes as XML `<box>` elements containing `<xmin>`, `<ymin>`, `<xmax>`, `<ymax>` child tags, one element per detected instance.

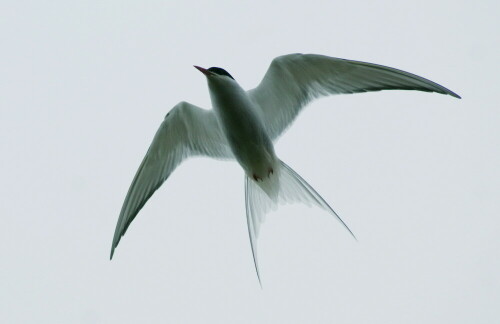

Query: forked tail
<box><xmin>244</xmin><ymin>160</ymin><xmax>356</xmax><ymax>286</ymax></box>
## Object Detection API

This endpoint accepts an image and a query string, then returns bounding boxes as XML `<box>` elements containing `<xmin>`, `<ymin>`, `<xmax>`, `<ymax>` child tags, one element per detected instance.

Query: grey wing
<box><xmin>110</xmin><ymin>101</ymin><xmax>233</xmax><ymax>259</ymax></box>
<box><xmin>248</xmin><ymin>53</ymin><xmax>461</xmax><ymax>140</ymax></box>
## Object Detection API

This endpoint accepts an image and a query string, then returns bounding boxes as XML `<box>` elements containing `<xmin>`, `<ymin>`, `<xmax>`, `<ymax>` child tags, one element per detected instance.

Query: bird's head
<box><xmin>194</xmin><ymin>66</ymin><xmax>235</xmax><ymax>80</ymax></box>
<box><xmin>194</xmin><ymin>65</ymin><xmax>241</xmax><ymax>101</ymax></box>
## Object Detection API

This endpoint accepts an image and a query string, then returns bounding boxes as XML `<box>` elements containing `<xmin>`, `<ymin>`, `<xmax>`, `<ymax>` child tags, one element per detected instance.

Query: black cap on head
<box><xmin>207</xmin><ymin>67</ymin><xmax>234</xmax><ymax>80</ymax></box>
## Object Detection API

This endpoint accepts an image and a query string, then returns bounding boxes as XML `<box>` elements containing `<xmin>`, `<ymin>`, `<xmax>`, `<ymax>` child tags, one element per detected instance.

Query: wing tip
<box><xmin>110</xmin><ymin>237</ymin><xmax>120</xmax><ymax>260</ymax></box>
<box><xmin>444</xmin><ymin>88</ymin><xmax>461</xmax><ymax>99</ymax></box>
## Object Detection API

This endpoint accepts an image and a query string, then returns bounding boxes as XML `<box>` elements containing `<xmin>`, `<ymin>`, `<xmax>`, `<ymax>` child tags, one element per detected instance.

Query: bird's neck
<box><xmin>209</xmin><ymin>79</ymin><xmax>254</xmax><ymax>121</ymax></box>
<box><xmin>209</xmin><ymin>78</ymin><xmax>267</xmax><ymax>138</ymax></box>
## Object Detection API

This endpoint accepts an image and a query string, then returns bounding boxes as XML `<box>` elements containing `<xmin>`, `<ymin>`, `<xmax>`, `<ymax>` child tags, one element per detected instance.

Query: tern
<box><xmin>110</xmin><ymin>53</ymin><xmax>460</xmax><ymax>284</ymax></box>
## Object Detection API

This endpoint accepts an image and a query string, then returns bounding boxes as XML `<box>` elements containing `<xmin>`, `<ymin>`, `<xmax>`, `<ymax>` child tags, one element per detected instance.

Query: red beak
<box><xmin>194</xmin><ymin>65</ymin><xmax>211</xmax><ymax>76</ymax></box>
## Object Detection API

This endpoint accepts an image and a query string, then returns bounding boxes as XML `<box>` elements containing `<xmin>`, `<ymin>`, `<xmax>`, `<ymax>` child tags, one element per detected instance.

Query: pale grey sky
<box><xmin>1</xmin><ymin>1</ymin><xmax>499</xmax><ymax>323</ymax></box>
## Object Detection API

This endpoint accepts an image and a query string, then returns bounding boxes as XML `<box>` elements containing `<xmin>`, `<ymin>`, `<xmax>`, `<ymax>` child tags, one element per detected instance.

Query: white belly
<box><xmin>209</xmin><ymin>79</ymin><xmax>277</xmax><ymax>180</ymax></box>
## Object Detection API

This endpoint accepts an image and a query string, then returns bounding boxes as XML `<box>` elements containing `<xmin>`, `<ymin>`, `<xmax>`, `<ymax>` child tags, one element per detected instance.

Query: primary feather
<box><xmin>249</xmin><ymin>54</ymin><xmax>460</xmax><ymax>140</ymax></box>
<box><xmin>110</xmin><ymin>101</ymin><xmax>232</xmax><ymax>259</ymax></box>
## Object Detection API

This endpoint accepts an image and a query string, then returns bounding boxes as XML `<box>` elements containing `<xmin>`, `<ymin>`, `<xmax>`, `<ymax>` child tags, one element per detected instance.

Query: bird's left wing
<box><xmin>248</xmin><ymin>53</ymin><xmax>461</xmax><ymax>140</ymax></box>
<box><xmin>110</xmin><ymin>101</ymin><xmax>233</xmax><ymax>259</ymax></box>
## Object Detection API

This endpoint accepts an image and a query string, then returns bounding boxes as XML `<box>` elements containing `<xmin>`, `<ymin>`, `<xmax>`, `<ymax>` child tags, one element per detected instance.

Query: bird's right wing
<box><xmin>110</xmin><ymin>101</ymin><xmax>233</xmax><ymax>258</ymax></box>
<box><xmin>248</xmin><ymin>53</ymin><xmax>461</xmax><ymax>140</ymax></box>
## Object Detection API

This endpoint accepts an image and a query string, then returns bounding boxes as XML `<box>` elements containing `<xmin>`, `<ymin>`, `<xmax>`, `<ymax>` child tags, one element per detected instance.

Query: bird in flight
<box><xmin>110</xmin><ymin>53</ymin><xmax>460</xmax><ymax>284</ymax></box>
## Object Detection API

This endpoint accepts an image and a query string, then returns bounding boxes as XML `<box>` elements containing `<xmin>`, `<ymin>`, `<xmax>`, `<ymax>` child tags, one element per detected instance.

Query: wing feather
<box><xmin>249</xmin><ymin>54</ymin><xmax>460</xmax><ymax>140</ymax></box>
<box><xmin>110</xmin><ymin>101</ymin><xmax>232</xmax><ymax>258</ymax></box>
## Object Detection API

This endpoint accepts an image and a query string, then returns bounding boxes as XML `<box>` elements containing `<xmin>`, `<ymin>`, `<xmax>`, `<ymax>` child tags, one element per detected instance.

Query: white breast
<box><xmin>207</xmin><ymin>76</ymin><xmax>277</xmax><ymax>179</ymax></box>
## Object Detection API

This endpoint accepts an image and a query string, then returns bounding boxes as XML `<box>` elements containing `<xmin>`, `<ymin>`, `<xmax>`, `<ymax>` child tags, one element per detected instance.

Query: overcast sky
<box><xmin>1</xmin><ymin>1</ymin><xmax>499</xmax><ymax>323</ymax></box>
